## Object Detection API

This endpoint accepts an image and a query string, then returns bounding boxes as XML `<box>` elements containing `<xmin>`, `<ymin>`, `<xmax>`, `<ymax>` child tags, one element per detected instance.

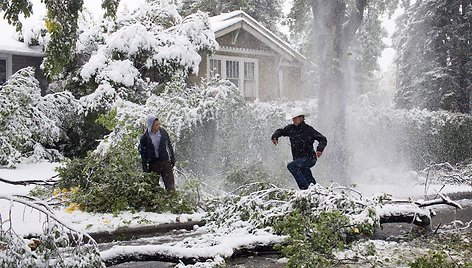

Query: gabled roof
<box><xmin>209</xmin><ymin>10</ymin><xmax>306</xmax><ymax>64</ymax></box>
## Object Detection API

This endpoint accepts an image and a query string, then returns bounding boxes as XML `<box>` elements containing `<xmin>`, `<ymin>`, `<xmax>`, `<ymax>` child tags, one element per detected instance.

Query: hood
<box><xmin>146</xmin><ymin>116</ymin><xmax>156</xmax><ymax>132</ymax></box>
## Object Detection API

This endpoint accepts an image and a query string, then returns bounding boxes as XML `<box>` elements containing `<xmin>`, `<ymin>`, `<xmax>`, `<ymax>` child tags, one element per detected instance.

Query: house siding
<box><xmin>194</xmin><ymin>28</ymin><xmax>304</xmax><ymax>101</ymax></box>
<box><xmin>12</xmin><ymin>55</ymin><xmax>48</xmax><ymax>94</ymax></box>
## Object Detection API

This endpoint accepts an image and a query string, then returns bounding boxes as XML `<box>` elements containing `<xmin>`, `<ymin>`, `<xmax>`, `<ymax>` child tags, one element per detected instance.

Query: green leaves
<box><xmin>56</xmin><ymin>132</ymin><xmax>195</xmax><ymax>213</ymax></box>
<box><xmin>43</xmin><ymin>0</ymin><xmax>84</xmax><ymax>79</ymax></box>
<box><xmin>101</xmin><ymin>0</ymin><xmax>119</xmax><ymax>19</ymax></box>
<box><xmin>205</xmin><ymin>184</ymin><xmax>380</xmax><ymax>266</ymax></box>
<box><xmin>0</xmin><ymin>0</ymin><xmax>32</xmax><ymax>31</ymax></box>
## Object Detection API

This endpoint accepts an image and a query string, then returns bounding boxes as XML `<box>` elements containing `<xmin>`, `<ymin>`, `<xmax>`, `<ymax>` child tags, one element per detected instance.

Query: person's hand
<box><xmin>272</xmin><ymin>139</ymin><xmax>278</xmax><ymax>145</ymax></box>
<box><xmin>315</xmin><ymin>151</ymin><xmax>322</xmax><ymax>158</ymax></box>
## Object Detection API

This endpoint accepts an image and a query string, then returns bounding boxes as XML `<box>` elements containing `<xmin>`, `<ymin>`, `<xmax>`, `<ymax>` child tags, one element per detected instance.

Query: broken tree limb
<box><xmin>0</xmin><ymin>195</ymin><xmax>96</xmax><ymax>244</ymax></box>
<box><xmin>377</xmin><ymin>192</ymin><xmax>462</xmax><ymax>228</ymax></box>
<box><xmin>377</xmin><ymin>203</ymin><xmax>432</xmax><ymax>227</ymax></box>
<box><xmin>0</xmin><ymin>175</ymin><xmax>58</xmax><ymax>186</ymax></box>
<box><xmin>415</xmin><ymin>191</ymin><xmax>462</xmax><ymax>209</ymax></box>
<box><xmin>100</xmin><ymin>243</ymin><xmax>278</xmax><ymax>266</ymax></box>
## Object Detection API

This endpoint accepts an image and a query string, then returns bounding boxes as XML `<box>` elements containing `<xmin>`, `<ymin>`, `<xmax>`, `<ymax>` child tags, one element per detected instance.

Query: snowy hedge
<box><xmin>0</xmin><ymin>67</ymin><xmax>78</xmax><ymax>167</ymax></box>
<box><xmin>349</xmin><ymin>105</ymin><xmax>472</xmax><ymax>169</ymax></box>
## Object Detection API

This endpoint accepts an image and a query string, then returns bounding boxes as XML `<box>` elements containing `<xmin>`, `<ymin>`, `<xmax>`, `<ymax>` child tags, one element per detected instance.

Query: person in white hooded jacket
<box><xmin>139</xmin><ymin>116</ymin><xmax>176</xmax><ymax>191</ymax></box>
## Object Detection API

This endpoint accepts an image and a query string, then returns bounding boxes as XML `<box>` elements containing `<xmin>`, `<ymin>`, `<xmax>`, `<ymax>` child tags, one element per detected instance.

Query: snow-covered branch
<box><xmin>0</xmin><ymin>176</ymin><xmax>58</xmax><ymax>186</ymax></box>
<box><xmin>0</xmin><ymin>195</ymin><xmax>96</xmax><ymax>244</ymax></box>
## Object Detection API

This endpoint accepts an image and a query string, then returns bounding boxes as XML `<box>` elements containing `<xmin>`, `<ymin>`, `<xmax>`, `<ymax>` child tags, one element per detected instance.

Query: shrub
<box><xmin>56</xmin><ymin>132</ymin><xmax>195</xmax><ymax>213</ymax></box>
<box><xmin>410</xmin><ymin>250</ymin><xmax>456</xmax><ymax>268</ymax></box>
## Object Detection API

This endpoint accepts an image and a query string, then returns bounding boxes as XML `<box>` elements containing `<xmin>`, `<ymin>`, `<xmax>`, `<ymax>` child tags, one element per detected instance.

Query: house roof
<box><xmin>209</xmin><ymin>10</ymin><xmax>306</xmax><ymax>64</ymax></box>
<box><xmin>0</xmin><ymin>13</ymin><xmax>44</xmax><ymax>57</ymax></box>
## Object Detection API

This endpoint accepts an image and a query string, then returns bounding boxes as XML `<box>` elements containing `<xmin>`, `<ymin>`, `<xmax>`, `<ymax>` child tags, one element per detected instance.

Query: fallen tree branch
<box><xmin>0</xmin><ymin>195</ymin><xmax>96</xmax><ymax>244</ymax></box>
<box><xmin>0</xmin><ymin>175</ymin><xmax>58</xmax><ymax>186</ymax></box>
<box><xmin>378</xmin><ymin>192</ymin><xmax>461</xmax><ymax>228</ymax></box>
<box><xmin>100</xmin><ymin>243</ymin><xmax>278</xmax><ymax>266</ymax></box>
<box><xmin>415</xmin><ymin>191</ymin><xmax>462</xmax><ymax>209</ymax></box>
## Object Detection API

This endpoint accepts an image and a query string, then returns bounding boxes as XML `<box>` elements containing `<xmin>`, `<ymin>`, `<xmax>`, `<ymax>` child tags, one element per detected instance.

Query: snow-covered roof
<box><xmin>0</xmin><ymin>11</ymin><xmax>44</xmax><ymax>57</ymax></box>
<box><xmin>209</xmin><ymin>10</ymin><xmax>306</xmax><ymax>64</ymax></box>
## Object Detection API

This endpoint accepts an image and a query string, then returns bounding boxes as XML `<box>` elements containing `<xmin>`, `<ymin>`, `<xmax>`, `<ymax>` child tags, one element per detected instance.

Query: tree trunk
<box><xmin>311</xmin><ymin>0</ymin><xmax>367</xmax><ymax>184</ymax></box>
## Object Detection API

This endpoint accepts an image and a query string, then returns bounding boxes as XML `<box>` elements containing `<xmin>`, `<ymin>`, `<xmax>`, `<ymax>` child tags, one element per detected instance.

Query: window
<box><xmin>225</xmin><ymin>60</ymin><xmax>239</xmax><ymax>88</ymax></box>
<box><xmin>0</xmin><ymin>59</ymin><xmax>6</xmax><ymax>84</ymax></box>
<box><xmin>209</xmin><ymin>58</ymin><xmax>221</xmax><ymax>76</ymax></box>
<box><xmin>243</xmin><ymin>62</ymin><xmax>255</xmax><ymax>99</ymax></box>
<box><xmin>0</xmin><ymin>54</ymin><xmax>12</xmax><ymax>86</ymax></box>
<box><xmin>208</xmin><ymin>56</ymin><xmax>258</xmax><ymax>100</ymax></box>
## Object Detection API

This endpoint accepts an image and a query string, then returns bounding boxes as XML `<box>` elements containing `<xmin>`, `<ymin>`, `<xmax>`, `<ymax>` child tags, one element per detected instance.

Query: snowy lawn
<box><xmin>1</xmin><ymin>162</ymin><xmax>471</xmax><ymax>267</ymax></box>
<box><xmin>2</xmin><ymin>162</ymin><xmax>471</xmax><ymax>236</ymax></box>
<box><xmin>0</xmin><ymin>162</ymin><xmax>204</xmax><ymax>236</ymax></box>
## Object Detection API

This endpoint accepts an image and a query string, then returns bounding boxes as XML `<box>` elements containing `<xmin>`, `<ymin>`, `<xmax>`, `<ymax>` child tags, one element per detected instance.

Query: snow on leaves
<box><xmin>77</xmin><ymin>1</ymin><xmax>217</xmax><ymax>111</ymax></box>
<box><xmin>0</xmin><ymin>67</ymin><xmax>78</xmax><ymax>166</ymax></box>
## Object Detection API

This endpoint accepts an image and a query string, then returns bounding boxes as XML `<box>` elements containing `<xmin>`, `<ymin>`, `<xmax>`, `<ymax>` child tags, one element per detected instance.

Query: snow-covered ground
<box><xmin>352</xmin><ymin>167</ymin><xmax>472</xmax><ymax>200</ymax></box>
<box><xmin>0</xmin><ymin>162</ymin><xmax>203</xmax><ymax>236</ymax></box>
<box><xmin>2</xmin><ymin>162</ymin><xmax>471</xmax><ymax>237</ymax></box>
<box><xmin>2</xmin><ymin>162</ymin><xmax>471</xmax><ymax>267</ymax></box>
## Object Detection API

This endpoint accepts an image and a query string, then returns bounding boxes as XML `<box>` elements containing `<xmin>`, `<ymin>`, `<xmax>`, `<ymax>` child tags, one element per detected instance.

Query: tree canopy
<box><xmin>394</xmin><ymin>0</ymin><xmax>472</xmax><ymax>113</ymax></box>
<box><xmin>179</xmin><ymin>0</ymin><xmax>284</xmax><ymax>35</ymax></box>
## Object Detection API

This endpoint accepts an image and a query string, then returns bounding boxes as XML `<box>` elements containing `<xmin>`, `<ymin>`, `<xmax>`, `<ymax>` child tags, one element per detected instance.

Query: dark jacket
<box><xmin>139</xmin><ymin>127</ymin><xmax>175</xmax><ymax>170</ymax></box>
<box><xmin>271</xmin><ymin>121</ymin><xmax>327</xmax><ymax>160</ymax></box>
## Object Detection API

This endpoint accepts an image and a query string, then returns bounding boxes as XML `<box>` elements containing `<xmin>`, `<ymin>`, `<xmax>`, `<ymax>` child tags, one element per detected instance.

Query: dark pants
<box><xmin>149</xmin><ymin>160</ymin><xmax>175</xmax><ymax>191</ymax></box>
<box><xmin>287</xmin><ymin>157</ymin><xmax>317</xmax><ymax>190</ymax></box>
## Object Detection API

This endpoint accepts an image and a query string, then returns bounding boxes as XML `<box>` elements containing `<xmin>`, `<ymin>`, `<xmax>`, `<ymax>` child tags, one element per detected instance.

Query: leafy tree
<box><xmin>179</xmin><ymin>0</ymin><xmax>283</xmax><ymax>34</ymax></box>
<box><xmin>394</xmin><ymin>0</ymin><xmax>472</xmax><ymax>113</ymax></box>
<box><xmin>0</xmin><ymin>67</ymin><xmax>78</xmax><ymax>166</ymax></box>
<box><xmin>71</xmin><ymin>1</ymin><xmax>217</xmax><ymax>107</ymax></box>
<box><xmin>349</xmin><ymin>2</ymin><xmax>388</xmax><ymax>95</ymax></box>
<box><xmin>0</xmin><ymin>0</ymin><xmax>32</xmax><ymax>31</ymax></box>
<box><xmin>287</xmin><ymin>0</ymin><xmax>404</xmax><ymax>182</ymax></box>
<box><xmin>1</xmin><ymin>0</ymin><xmax>122</xmax><ymax>79</ymax></box>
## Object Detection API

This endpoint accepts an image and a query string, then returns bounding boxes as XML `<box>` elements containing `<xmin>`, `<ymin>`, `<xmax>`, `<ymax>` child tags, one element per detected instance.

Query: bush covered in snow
<box><xmin>349</xmin><ymin>105</ymin><xmax>472</xmax><ymax>170</ymax></box>
<box><xmin>203</xmin><ymin>183</ymin><xmax>380</xmax><ymax>267</ymax></box>
<box><xmin>0</xmin><ymin>67</ymin><xmax>78</xmax><ymax>167</ymax></box>
<box><xmin>0</xmin><ymin>197</ymin><xmax>103</xmax><ymax>268</ymax></box>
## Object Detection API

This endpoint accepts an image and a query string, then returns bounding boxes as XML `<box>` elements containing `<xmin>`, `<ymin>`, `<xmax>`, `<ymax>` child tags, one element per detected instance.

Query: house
<box><xmin>1</xmin><ymin>10</ymin><xmax>308</xmax><ymax>101</ymax></box>
<box><xmin>194</xmin><ymin>10</ymin><xmax>309</xmax><ymax>101</ymax></box>
<box><xmin>0</xmin><ymin>18</ymin><xmax>47</xmax><ymax>91</ymax></box>
<box><xmin>0</xmin><ymin>45</ymin><xmax>47</xmax><ymax>91</ymax></box>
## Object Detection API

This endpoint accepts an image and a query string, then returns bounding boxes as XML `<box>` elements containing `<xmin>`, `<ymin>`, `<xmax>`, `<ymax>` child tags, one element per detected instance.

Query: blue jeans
<box><xmin>287</xmin><ymin>157</ymin><xmax>317</xmax><ymax>190</ymax></box>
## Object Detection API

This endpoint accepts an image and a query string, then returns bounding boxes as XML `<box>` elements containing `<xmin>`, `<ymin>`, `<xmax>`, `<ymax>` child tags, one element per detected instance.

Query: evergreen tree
<box><xmin>179</xmin><ymin>0</ymin><xmax>283</xmax><ymax>34</ymax></box>
<box><xmin>394</xmin><ymin>0</ymin><xmax>472</xmax><ymax>113</ymax></box>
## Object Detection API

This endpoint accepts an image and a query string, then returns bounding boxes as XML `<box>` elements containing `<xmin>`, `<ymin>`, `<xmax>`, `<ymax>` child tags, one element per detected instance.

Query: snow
<box><xmin>1</xmin><ymin>153</ymin><xmax>471</xmax><ymax>266</ymax></box>
<box><xmin>0</xmin><ymin>0</ymin><xmax>144</xmax><ymax>56</ymax></box>
<box><xmin>1</xmin><ymin>162</ymin><xmax>469</xmax><ymax>237</ymax></box>
<box><xmin>1</xmin><ymin>2</ymin><xmax>471</xmax><ymax>266</ymax></box>
<box><xmin>101</xmin><ymin>229</ymin><xmax>283</xmax><ymax>262</ymax></box>
<box><xmin>0</xmin><ymin>162</ymin><xmax>204</xmax><ymax>236</ymax></box>
<box><xmin>0</xmin><ymin>13</ymin><xmax>43</xmax><ymax>56</ymax></box>
<box><xmin>353</xmin><ymin>167</ymin><xmax>472</xmax><ymax>199</ymax></box>
<box><xmin>209</xmin><ymin>10</ymin><xmax>306</xmax><ymax>62</ymax></box>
